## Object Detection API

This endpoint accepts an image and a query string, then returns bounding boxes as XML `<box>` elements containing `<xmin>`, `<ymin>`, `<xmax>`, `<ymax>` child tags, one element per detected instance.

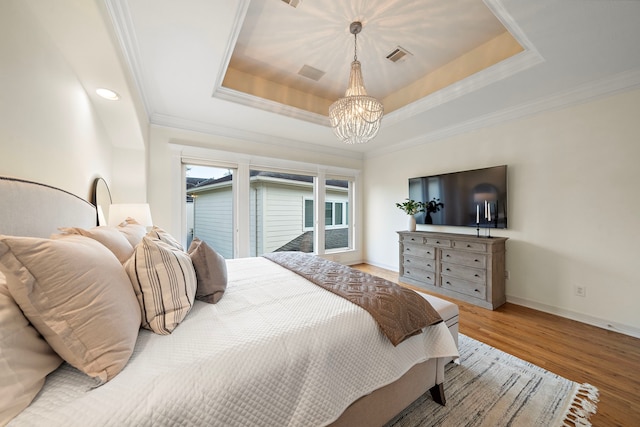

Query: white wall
<box><xmin>0</xmin><ymin>0</ymin><xmax>112</xmax><ymax>199</ymax></box>
<box><xmin>364</xmin><ymin>89</ymin><xmax>640</xmax><ymax>336</ymax></box>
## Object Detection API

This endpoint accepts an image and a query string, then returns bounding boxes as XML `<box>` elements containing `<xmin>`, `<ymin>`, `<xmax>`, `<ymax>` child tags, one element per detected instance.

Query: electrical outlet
<box><xmin>504</xmin><ymin>270</ymin><xmax>510</xmax><ymax>280</ymax></box>
<box><xmin>575</xmin><ymin>285</ymin><xmax>587</xmax><ymax>297</ymax></box>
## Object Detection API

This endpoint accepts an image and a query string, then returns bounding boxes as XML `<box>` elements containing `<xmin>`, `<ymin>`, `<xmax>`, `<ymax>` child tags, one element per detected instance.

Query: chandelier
<box><xmin>329</xmin><ymin>22</ymin><xmax>384</xmax><ymax>144</ymax></box>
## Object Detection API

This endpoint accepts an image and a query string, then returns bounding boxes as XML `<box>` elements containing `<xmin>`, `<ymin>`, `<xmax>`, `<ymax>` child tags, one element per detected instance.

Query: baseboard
<box><xmin>507</xmin><ymin>295</ymin><xmax>640</xmax><ymax>339</ymax></box>
<box><xmin>360</xmin><ymin>260</ymin><xmax>398</xmax><ymax>272</ymax></box>
<box><xmin>358</xmin><ymin>262</ymin><xmax>640</xmax><ymax>339</ymax></box>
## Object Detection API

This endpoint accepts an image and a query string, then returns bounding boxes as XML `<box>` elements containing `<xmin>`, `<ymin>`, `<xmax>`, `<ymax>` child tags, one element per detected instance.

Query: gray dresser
<box><xmin>398</xmin><ymin>231</ymin><xmax>508</xmax><ymax>310</ymax></box>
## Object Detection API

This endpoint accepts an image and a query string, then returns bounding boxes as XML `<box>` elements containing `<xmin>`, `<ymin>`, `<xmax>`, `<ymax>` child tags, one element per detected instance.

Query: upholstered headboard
<box><xmin>0</xmin><ymin>177</ymin><xmax>97</xmax><ymax>238</ymax></box>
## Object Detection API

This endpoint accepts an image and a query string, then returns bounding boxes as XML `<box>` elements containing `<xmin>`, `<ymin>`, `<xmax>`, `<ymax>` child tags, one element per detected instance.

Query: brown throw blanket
<box><xmin>263</xmin><ymin>252</ymin><xmax>442</xmax><ymax>346</ymax></box>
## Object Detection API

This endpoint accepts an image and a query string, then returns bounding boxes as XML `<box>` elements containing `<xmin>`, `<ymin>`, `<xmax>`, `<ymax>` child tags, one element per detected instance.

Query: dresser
<box><xmin>398</xmin><ymin>231</ymin><xmax>508</xmax><ymax>310</ymax></box>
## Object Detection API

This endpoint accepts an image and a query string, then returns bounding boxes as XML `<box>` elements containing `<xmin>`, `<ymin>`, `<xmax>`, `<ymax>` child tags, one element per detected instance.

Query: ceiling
<box><xmin>24</xmin><ymin>0</ymin><xmax>640</xmax><ymax>158</ymax></box>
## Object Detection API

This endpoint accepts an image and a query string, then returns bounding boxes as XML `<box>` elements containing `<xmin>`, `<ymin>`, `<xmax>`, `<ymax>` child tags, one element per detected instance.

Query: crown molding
<box><xmin>103</xmin><ymin>0</ymin><xmax>154</xmax><ymax>118</ymax></box>
<box><xmin>150</xmin><ymin>113</ymin><xmax>363</xmax><ymax>161</ymax></box>
<box><xmin>366</xmin><ymin>68</ymin><xmax>640</xmax><ymax>159</ymax></box>
<box><xmin>213</xmin><ymin>87</ymin><xmax>330</xmax><ymax>127</ymax></box>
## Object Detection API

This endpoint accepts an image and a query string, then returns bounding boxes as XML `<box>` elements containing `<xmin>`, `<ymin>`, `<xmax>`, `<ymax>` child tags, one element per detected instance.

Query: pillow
<box><xmin>188</xmin><ymin>238</ymin><xmax>227</xmax><ymax>304</ymax></box>
<box><xmin>116</xmin><ymin>219</ymin><xmax>147</xmax><ymax>248</ymax></box>
<box><xmin>124</xmin><ymin>236</ymin><xmax>196</xmax><ymax>335</ymax></box>
<box><xmin>55</xmin><ymin>226</ymin><xmax>134</xmax><ymax>263</ymax></box>
<box><xmin>0</xmin><ymin>273</ymin><xmax>63</xmax><ymax>426</ymax></box>
<box><xmin>146</xmin><ymin>226</ymin><xmax>183</xmax><ymax>251</ymax></box>
<box><xmin>0</xmin><ymin>235</ymin><xmax>141</xmax><ymax>385</ymax></box>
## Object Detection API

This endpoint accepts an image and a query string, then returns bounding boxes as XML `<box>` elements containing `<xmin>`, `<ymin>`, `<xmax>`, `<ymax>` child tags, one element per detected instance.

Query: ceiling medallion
<box><xmin>329</xmin><ymin>21</ymin><xmax>384</xmax><ymax>144</ymax></box>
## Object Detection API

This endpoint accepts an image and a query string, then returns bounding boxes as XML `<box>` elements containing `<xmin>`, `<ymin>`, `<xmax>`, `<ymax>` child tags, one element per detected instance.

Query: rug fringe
<box><xmin>561</xmin><ymin>383</ymin><xmax>599</xmax><ymax>427</ymax></box>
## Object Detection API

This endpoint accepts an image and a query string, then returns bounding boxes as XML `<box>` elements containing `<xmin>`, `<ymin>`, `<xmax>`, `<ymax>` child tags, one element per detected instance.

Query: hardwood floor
<box><xmin>353</xmin><ymin>264</ymin><xmax>640</xmax><ymax>427</ymax></box>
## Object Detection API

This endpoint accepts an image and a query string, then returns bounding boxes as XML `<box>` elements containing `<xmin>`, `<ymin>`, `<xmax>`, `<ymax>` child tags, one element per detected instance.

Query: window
<box><xmin>250</xmin><ymin>169</ymin><xmax>315</xmax><ymax>256</ymax></box>
<box><xmin>325</xmin><ymin>201</ymin><xmax>347</xmax><ymax>227</ymax></box>
<box><xmin>181</xmin><ymin>155</ymin><xmax>357</xmax><ymax>258</ymax></box>
<box><xmin>324</xmin><ymin>178</ymin><xmax>351</xmax><ymax>251</ymax></box>
<box><xmin>185</xmin><ymin>164</ymin><xmax>234</xmax><ymax>259</ymax></box>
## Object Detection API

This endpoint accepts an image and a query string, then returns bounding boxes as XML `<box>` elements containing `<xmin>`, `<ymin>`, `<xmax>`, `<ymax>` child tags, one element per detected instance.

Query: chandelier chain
<box><xmin>353</xmin><ymin>32</ymin><xmax>358</xmax><ymax>62</ymax></box>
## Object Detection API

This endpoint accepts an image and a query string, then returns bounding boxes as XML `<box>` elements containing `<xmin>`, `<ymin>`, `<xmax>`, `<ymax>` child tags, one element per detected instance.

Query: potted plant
<box><xmin>424</xmin><ymin>197</ymin><xmax>444</xmax><ymax>224</ymax></box>
<box><xmin>395</xmin><ymin>199</ymin><xmax>424</xmax><ymax>231</ymax></box>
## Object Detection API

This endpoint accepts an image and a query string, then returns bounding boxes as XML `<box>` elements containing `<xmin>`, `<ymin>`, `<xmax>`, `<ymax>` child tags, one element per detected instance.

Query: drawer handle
<box><xmin>474</xmin><ymin>259</ymin><xmax>479</xmax><ymax>262</ymax></box>
<box><xmin>445</xmin><ymin>281</ymin><xmax>451</xmax><ymax>285</ymax></box>
<box><xmin>406</xmin><ymin>259</ymin><xmax>411</xmax><ymax>263</ymax></box>
<box><xmin>407</xmin><ymin>248</ymin><xmax>411</xmax><ymax>251</ymax></box>
<box><xmin>466</xmin><ymin>244</ymin><xmax>471</xmax><ymax>248</ymax></box>
<box><xmin>436</xmin><ymin>241</ymin><xmax>440</xmax><ymax>244</ymax></box>
<box><xmin>427</xmin><ymin>264</ymin><xmax>432</xmax><ymax>268</ymax></box>
<box><xmin>474</xmin><ymin>289</ymin><xmax>480</xmax><ymax>293</ymax></box>
<box><xmin>474</xmin><ymin>274</ymin><xmax>480</xmax><ymax>277</ymax></box>
<box><xmin>427</xmin><ymin>251</ymin><xmax>431</xmax><ymax>255</ymax></box>
<box><xmin>446</xmin><ymin>268</ymin><xmax>451</xmax><ymax>272</ymax></box>
<box><xmin>411</xmin><ymin>238</ymin><xmax>415</xmax><ymax>241</ymax></box>
<box><xmin>446</xmin><ymin>254</ymin><xmax>450</xmax><ymax>258</ymax></box>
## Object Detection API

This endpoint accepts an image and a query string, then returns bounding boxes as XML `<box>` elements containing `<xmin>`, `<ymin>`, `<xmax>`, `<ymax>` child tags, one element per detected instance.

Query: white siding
<box><xmin>193</xmin><ymin>189</ymin><xmax>233</xmax><ymax>259</ymax></box>
<box><xmin>262</xmin><ymin>183</ymin><xmax>312</xmax><ymax>253</ymax></box>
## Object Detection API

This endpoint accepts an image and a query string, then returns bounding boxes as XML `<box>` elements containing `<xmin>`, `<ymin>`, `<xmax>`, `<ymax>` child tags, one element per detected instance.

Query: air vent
<box><xmin>281</xmin><ymin>0</ymin><xmax>302</xmax><ymax>8</ymax></box>
<box><xmin>386</xmin><ymin>46</ymin><xmax>412</xmax><ymax>63</ymax></box>
<box><xmin>298</xmin><ymin>64</ymin><xmax>325</xmax><ymax>81</ymax></box>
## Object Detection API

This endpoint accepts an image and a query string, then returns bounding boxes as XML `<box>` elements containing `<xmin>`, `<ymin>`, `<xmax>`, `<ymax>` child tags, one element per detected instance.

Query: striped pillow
<box><xmin>146</xmin><ymin>226</ymin><xmax>183</xmax><ymax>251</ymax></box>
<box><xmin>125</xmin><ymin>236</ymin><xmax>197</xmax><ymax>335</ymax></box>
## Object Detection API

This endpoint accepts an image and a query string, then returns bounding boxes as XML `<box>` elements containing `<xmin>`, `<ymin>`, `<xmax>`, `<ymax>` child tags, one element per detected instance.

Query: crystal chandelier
<box><xmin>329</xmin><ymin>22</ymin><xmax>384</xmax><ymax>144</ymax></box>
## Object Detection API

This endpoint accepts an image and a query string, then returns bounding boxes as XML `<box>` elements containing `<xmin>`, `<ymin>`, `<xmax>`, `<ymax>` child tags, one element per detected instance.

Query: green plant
<box><xmin>425</xmin><ymin>197</ymin><xmax>444</xmax><ymax>213</ymax></box>
<box><xmin>395</xmin><ymin>199</ymin><xmax>425</xmax><ymax>215</ymax></box>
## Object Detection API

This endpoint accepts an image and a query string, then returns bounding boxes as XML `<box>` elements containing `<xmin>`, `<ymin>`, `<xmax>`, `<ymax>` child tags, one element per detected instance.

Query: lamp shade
<box><xmin>107</xmin><ymin>203</ymin><xmax>153</xmax><ymax>228</ymax></box>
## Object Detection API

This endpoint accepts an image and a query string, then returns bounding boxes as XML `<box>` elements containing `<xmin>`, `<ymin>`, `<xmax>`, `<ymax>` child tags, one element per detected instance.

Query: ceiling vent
<box><xmin>281</xmin><ymin>0</ymin><xmax>302</xmax><ymax>8</ymax></box>
<box><xmin>386</xmin><ymin>46</ymin><xmax>412</xmax><ymax>63</ymax></box>
<box><xmin>298</xmin><ymin>64</ymin><xmax>325</xmax><ymax>81</ymax></box>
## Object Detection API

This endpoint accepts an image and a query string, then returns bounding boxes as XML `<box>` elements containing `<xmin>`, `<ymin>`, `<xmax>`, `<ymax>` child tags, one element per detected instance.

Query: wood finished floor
<box><xmin>353</xmin><ymin>264</ymin><xmax>640</xmax><ymax>427</ymax></box>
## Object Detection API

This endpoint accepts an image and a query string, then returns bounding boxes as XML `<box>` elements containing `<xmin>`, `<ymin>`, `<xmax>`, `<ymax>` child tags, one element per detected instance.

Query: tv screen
<box><xmin>409</xmin><ymin>165</ymin><xmax>507</xmax><ymax>228</ymax></box>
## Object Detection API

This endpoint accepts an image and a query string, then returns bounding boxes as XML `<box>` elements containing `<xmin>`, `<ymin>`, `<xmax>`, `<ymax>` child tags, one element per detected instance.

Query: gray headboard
<box><xmin>0</xmin><ymin>177</ymin><xmax>97</xmax><ymax>238</ymax></box>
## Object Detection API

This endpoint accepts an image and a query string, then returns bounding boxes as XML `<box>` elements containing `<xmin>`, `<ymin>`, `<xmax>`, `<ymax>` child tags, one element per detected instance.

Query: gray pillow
<box><xmin>188</xmin><ymin>238</ymin><xmax>227</xmax><ymax>304</ymax></box>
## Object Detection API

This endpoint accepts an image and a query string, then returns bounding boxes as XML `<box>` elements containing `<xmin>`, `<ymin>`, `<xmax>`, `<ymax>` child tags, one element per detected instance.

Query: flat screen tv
<box><xmin>408</xmin><ymin>165</ymin><xmax>507</xmax><ymax>228</ymax></box>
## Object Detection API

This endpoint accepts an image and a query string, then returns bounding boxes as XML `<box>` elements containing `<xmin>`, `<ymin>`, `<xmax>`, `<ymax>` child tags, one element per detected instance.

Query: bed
<box><xmin>0</xmin><ymin>176</ymin><xmax>459</xmax><ymax>427</ymax></box>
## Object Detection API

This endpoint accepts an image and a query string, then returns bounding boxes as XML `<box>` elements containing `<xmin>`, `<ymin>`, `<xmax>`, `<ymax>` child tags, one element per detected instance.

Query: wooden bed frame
<box><xmin>0</xmin><ymin>176</ymin><xmax>447</xmax><ymax>427</ymax></box>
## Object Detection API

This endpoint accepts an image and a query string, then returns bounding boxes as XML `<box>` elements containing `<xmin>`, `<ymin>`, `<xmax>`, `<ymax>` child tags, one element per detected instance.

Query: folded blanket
<box><xmin>263</xmin><ymin>252</ymin><xmax>442</xmax><ymax>345</ymax></box>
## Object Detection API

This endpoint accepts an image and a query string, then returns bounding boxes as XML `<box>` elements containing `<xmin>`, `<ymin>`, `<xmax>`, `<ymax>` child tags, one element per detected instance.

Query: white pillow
<box><xmin>55</xmin><ymin>226</ymin><xmax>135</xmax><ymax>263</ymax></box>
<box><xmin>0</xmin><ymin>235</ymin><xmax>141</xmax><ymax>385</ymax></box>
<box><xmin>0</xmin><ymin>273</ymin><xmax>62</xmax><ymax>426</ymax></box>
<box><xmin>125</xmin><ymin>236</ymin><xmax>197</xmax><ymax>335</ymax></box>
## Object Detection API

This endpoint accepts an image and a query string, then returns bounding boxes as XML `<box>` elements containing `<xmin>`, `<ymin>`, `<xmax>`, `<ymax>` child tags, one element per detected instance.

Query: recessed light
<box><xmin>96</xmin><ymin>88</ymin><xmax>120</xmax><ymax>100</ymax></box>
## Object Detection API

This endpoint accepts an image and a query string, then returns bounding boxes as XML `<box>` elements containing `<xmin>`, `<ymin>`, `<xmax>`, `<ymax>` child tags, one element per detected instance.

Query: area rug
<box><xmin>386</xmin><ymin>334</ymin><xmax>599</xmax><ymax>427</ymax></box>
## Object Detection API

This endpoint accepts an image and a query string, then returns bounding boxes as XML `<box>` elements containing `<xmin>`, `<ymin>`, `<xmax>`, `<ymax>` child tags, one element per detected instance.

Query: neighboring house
<box><xmin>188</xmin><ymin>171</ymin><xmax>348</xmax><ymax>258</ymax></box>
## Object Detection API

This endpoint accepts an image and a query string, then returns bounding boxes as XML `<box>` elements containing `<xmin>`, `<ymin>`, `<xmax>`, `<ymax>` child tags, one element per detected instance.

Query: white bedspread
<box><xmin>10</xmin><ymin>257</ymin><xmax>458</xmax><ymax>427</ymax></box>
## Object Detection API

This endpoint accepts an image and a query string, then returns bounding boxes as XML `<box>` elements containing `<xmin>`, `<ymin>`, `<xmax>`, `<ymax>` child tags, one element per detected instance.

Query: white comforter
<box><xmin>11</xmin><ymin>257</ymin><xmax>458</xmax><ymax>427</ymax></box>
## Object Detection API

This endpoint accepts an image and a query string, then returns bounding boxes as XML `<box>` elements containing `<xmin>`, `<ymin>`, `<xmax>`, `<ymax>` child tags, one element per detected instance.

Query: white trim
<box><xmin>212</xmin><ymin>87</ymin><xmax>330</xmax><ymax>127</ymax></box>
<box><xmin>104</xmin><ymin>0</ymin><xmax>154</xmax><ymax>118</ymax></box>
<box><xmin>367</xmin><ymin>68</ymin><xmax>640</xmax><ymax>158</ymax></box>
<box><xmin>507</xmin><ymin>295</ymin><xmax>640</xmax><ymax>339</ymax></box>
<box><xmin>365</xmin><ymin>263</ymin><xmax>640</xmax><ymax>339</ymax></box>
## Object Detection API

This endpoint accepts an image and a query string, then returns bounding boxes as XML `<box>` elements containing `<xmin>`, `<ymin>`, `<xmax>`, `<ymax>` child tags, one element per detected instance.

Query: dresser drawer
<box><xmin>451</xmin><ymin>240</ymin><xmax>487</xmax><ymax>252</ymax></box>
<box><xmin>401</xmin><ymin>234</ymin><xmax>425</xmax><ymax>245</ymax></box>
<box><xmin>403</xmin><ymin>255</ymin><xmax>436</xmax><ymax>272</ymax></box>
<box><xmin>441</xmin><ymin>276</ymin><xmax>487</xmax><ymax>299</ymax></box>
<box><xmin>423</xmin><ymin>237</ymin><xmax>451</xmax><ymax>247</ymax></box>
<box><xmin>402</xmin><ymin>243</ymin><xmax>436</xmax><ymax>259</ymax></box>
<box><xmin>441</xmin><ymin>262</ymin><xmax>486</xmax><ymax>284</ymax></box>
<box><xmin>403</xmin><ymin>267</ymin><xmax>436</xmax><ymax>286</ymax></box>
<box><xmin>441</xmin><ymin>249</ymin><xmax>487</xmax><ymax>268</ymax></box>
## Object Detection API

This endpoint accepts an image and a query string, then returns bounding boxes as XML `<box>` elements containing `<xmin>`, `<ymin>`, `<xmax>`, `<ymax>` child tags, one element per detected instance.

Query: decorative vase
<box><xmin>408</xmin><ymin>215</ymin><xmax>416</xmax><ymax>231</ymax></box>
<box><xmin>425</xmin><ymin>212</ymin><xmax>433</xmax><ymax>224</ymax></box>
